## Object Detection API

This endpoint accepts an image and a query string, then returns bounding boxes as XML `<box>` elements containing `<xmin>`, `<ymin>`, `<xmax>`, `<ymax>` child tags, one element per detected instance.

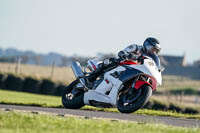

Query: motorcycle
<box><xmin>62</xmin><ymin>54</ymin><xmax>164</xmax><ymax>113</ymax></box>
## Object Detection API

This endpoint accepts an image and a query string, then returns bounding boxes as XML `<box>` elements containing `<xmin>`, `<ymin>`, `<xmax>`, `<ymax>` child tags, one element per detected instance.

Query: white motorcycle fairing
<box><xmin>129</xmin><ymin>56</ymin><xmax>162</xmax><ymax>86</ymax></box>
<box><xmin>84</xmin><ymin>66</ymin><xmax>125</xmax><ymax>106</ymax></box>
<box><xmin>83</xmin><ymin>56</ymin><xmax>162</xmax><ymax>107</ymax></box>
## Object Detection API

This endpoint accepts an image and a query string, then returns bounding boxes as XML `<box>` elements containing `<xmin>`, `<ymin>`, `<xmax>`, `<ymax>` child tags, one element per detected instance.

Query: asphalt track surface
<box><xmin>0</xmin><ymin>104</ymin><xmax>200</xmax><ymax>128</ymax></box>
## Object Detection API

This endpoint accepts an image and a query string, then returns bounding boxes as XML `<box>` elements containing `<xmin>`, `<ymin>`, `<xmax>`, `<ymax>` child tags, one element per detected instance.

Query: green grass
<box><xmin>0</xmin><ymin>111</ymin><xmax>199</xmax><ymax>133</ymax></box>
<box><xmin>1</xmin><ymin>89</ymin><xmax>200</xmax><ymax>120</ymax></box>
<box><xmin>0</xmin><ymin>89</ymin><xmax>62</xmax><ymax>107</ymax></box>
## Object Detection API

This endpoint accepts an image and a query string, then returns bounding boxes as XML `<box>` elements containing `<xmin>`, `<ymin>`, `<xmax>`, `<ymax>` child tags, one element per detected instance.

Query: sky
<box><xmin>0</xmin><ymin>0</ymin><xmax>199</xmax><ymax>63</ymax></box>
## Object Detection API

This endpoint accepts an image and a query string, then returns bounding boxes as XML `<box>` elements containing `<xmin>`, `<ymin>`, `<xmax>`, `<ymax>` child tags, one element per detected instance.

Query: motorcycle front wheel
<box><xmin>62</xmin><ymin>80</ymin><xmax>85</xmax><ymax>109</ymax></box>
<box><xmin>117</xmin><ymin>85</ymin><xmax>152</xmax><ymax>113</ymax></box>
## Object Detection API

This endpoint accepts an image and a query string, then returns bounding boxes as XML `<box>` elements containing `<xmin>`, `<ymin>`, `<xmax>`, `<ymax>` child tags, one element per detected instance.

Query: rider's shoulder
<box><xmin>126</xmin><ymin>44</ymin><xmax>138</xmax><ymax>49</ymax></box>
<box><xmin>128</xmin><ymin>43</ymin><xmax>138</xmax><ymax>47</ymax></box>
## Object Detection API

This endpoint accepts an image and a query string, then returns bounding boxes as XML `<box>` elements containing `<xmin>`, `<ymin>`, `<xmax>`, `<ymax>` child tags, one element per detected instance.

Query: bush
<box><xmin>23</xmin><ymin>77</ymin><xmax>41</xmax><ymax>93</ymax></box>
<box><xmin>0</xmin><ymin>73</ymin><xmax>7</xmax><ymax>89</ymax></box>
<box><xmin>184</xmin><ymin>107</ymin><xmax>199</xmax><ymax>114</ymax></box>
<box><xmin>143</xmin><ymin>100</ymin><xmax>169</xmax><ymax>111</ymax></box>
<box><xmin>4</xmin><ymin>74</ymin><xmax>24</xmax><ymax>91</ymax></box>
<box><xmin>39</xmin><ymin>79</ymin><xmax>57</xmax><ymax>95</ymax></box>
<box><xmin>151</xmin><ymin>100</ymin><xmax>169</xmax><ymax>110</ymax></box>
<box><xmin>55</xmin><ymin>84</ymin><xmax>67</xmax><ymax>96</ymax></box>
<box><xmin>168</xmin><ymin>103</ymin><xmax>184</xmax><ymax>113</ymax></box>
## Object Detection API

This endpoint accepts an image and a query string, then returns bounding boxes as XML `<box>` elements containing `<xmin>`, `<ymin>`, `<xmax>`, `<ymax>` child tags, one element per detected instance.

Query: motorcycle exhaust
<box><xmin>71</xmin><ymin>62</ymin><xmax>84</xmax><ymax>79</ymax></box>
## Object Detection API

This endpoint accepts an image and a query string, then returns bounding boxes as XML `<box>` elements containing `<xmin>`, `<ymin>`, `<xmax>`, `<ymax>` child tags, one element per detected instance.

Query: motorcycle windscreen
<box><xmin>119</xmin><ymin>67</ymin><xmax>143</xmax><ymax>82</ymax></box>
<box><xmin>147</xmin><ymin>54</ymin><xmax>161</xmax><ymax>68</ymax></box>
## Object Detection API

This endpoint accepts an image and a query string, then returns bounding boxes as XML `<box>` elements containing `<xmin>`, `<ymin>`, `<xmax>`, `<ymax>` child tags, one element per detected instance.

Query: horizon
<box><xmin>0</xmin><ymin>46</ymin><xmax>191</xmax><ymax>61</ymax></box>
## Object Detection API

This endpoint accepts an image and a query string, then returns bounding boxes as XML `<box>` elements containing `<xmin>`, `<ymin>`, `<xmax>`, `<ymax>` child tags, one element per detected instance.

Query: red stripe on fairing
<box><xmin>120</xmin><ymin>60</ymin><xmax>137</xmax><ymax>65</ymax></box>
<box><xmin>134</xmin><ymin>80</ymin><xmax>152</xmax><ymax>90</ymax></box>
<box><xmin>134</xmin><ymin>75</ymin><xmax>157</xmax><ymax>91</ymax></box>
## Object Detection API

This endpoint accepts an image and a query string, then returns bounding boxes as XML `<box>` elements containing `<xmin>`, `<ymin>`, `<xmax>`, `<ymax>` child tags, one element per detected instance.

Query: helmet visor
<box><xmin>146</xmin><ymin>45</ymin><xmax>161</xmax><ymax>54</ymax></box>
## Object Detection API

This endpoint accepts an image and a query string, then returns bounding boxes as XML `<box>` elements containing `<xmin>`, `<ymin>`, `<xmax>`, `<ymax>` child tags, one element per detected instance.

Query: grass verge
<box><xmin>1</xmin><ymin>89</ymin><xmax>200</xmax><ymax>120</ymax></box>
<box><xmin>0</xmin><ymin>110</ymin><xmax>199</xmax><ymax>133</ymax></box>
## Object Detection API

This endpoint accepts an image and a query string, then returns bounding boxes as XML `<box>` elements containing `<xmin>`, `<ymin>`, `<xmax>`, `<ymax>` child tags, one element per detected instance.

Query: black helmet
<box><xmin>143</xmin><ymin>37</ymin><xmax>161</xmax><ymax>54</ymax></box>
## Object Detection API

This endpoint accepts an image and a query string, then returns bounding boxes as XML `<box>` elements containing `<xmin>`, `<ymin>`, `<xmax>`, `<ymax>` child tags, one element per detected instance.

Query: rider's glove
<box><xmin>109</xmin><ymin>57</ymin><xmax>119</xmax><ymax>64</ymax></box>
<box><xmin>118</xmin><ymin>51</ymin><xmax>134</xmax><ymax>60</ymax></box>
<box><xmin>118</xmin><ymin>51</ymin><xmax>126</xmax><ymax>59</ymax></box>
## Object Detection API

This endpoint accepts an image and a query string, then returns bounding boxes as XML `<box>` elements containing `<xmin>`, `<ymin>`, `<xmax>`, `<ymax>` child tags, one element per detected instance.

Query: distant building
<box><xmin>159</xmin><ymin>54</ymin><xmax>200</xmax><ymax>79</ymax></box>
<box><xmin>194</xmin><ymin>60</ymin><xmax>200</xmax><ymax>67</ymax></box>
<box><xmin>159</xmin><ymin>54</ymin><xmax>186</xmax><ymax>67</ymax></box>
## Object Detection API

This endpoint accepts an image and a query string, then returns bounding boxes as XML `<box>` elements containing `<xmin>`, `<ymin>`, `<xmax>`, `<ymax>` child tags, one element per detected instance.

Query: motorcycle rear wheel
<box><xmin>62</xmin><ymin>80</ymin><xmax>85</xmax><ymax>109</ymax></box>
<box><xmin>117</xmin><ymin>85</ymin><xmax>152</xmax><ymax>113</ymax></box>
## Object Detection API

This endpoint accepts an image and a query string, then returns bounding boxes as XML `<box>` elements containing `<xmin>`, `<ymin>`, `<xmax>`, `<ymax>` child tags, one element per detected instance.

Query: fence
<box><xmin>0</xmin><ymin>62</ymin><xmax>75</xmax><ymax>84</ymax></box>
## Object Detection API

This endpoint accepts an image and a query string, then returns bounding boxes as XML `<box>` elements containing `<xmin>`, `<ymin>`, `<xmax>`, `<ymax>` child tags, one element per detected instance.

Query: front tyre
<box><xmin>62</xmin><ymin>80</ymin><xmax>85</xmax><ymax>109</ymax></box>
<box><xmin>117</xmin><ymin>85</ymin><xmax>152</xmax><ymax>113</ymax></box>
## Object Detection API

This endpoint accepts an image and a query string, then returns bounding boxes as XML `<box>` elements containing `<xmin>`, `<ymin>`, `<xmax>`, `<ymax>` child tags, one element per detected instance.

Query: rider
<box><xmin>84</xmin><ymin>37</ymin><xmax>161</xmax><ymax>88</ymax></box>
<box><xmin>118</xmin><ymin>37</ymin><xmax>161</xmax><ymax>61</ymax></box>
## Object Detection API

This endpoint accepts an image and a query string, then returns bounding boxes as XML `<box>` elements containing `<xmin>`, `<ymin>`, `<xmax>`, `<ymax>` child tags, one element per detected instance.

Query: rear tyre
<box><xmin>117</xmin><ymin>85</ymin><xmax>152</xmax><ymax>113</ymax></box>
<box><xmin>62</xmin><ymin>80</ymin><xmax>85</xmax><ymax>109</ymax></box>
